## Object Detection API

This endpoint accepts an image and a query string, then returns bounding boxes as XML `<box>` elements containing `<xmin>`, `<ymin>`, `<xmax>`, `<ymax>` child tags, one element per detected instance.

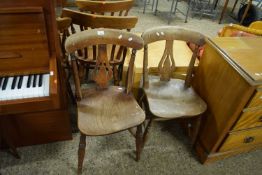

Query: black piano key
<box><xmin>38</xmin><ymin>74</ymin><xmax>43</xmax><ymax>87</ymax></box>
<box><xmin>0</xmin><ymin>77</ymin><xmax>2</xmax><ymax>88</ymax></box>
<box><xmin>33</xmin><ymin>74</ymin><xmax>37</xmax><ymax>87</ymax></box>
<box><xmin>27</xmin><ymin>75</ymin><xmax>32</xmax><ymax>88</ymax></box>
<box><xmin>2</xmin><ymin>77</ymin><xmax>8</xmax><ymax>90</ymax></box>
<box><xmin>11</xmin><ymin>76</ymin><xmax>18</xmax><ymax>89</ymax></box>
<box><xmin>18</xmin><ymin>76</ymin><xmax>23</xmax><ymax>89</ymax></box>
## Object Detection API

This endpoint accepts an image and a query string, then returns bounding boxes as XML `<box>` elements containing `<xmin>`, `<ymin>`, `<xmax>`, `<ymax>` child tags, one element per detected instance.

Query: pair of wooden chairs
<box><xmin>65</xmin><ymin>26</ymin><xmax>207</xmax><ymax>174</ymax></box>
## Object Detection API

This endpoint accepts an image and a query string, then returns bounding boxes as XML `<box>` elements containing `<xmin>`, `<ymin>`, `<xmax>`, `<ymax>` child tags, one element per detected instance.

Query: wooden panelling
<box><xmin>2</xmin><ymin>110</ymin><xmax>72</xmax><ymax>147</ymax></box>
<box><xmin>0</xmin><ymin>7</ymin><xmax>49</xmax><ymax>73</ymax></box>
<box><xmin>194</xmin><ymin>37</ymin><xmax>262</xmax><ymax>163</ymax></box>
<box><xmin>193</xmin><ymin>42</ymin><xmax>254</xmax><ymax>152</ymax></box>
<box><xmin>219</xmin><ymin>127</ymin><xmax>262</xmax><ymax>152</ymax></box>
<box><xmin>233</xmin><ymin>109</ymin><xmax>262</xmax><ymax>131</ymax></box>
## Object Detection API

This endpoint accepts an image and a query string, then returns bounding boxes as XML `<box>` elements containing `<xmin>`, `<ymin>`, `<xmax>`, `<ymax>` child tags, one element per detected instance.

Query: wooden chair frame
<box><xmin>76</xmin><ymin>0</ymin><xmax>134</xmax><ymax>16</ymax></box>
<box><xmin>65</xmin><ymin>28</ymin><xmax>145</xmax><ymax>174</ymax></box>
<box><xmin>61</xmin><ymin>8</ymin><xmax>138</xmax><ymax>85</ymax></box>
<box><xmin>138</xmin><ymin>26</ymin><xmax>207</xmax><ymax>152</ymax></box>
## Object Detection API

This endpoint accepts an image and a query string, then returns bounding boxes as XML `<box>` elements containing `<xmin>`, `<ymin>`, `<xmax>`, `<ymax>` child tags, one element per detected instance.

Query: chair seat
<box><xmin>77</xmin><ymin>86</ymin><xmax>145</xmax><ymax>136</ymax></box>
<box><xmin>144</xmin><ymin>76</ymin><xmax>207</xmax><ymax>119</ymax></box>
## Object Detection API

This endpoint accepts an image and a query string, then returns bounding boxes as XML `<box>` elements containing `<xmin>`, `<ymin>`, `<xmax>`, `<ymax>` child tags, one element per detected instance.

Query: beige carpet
<box><xmin>1</xmin><ymin>1</ymin><xmax>261</xmax><ymax>175</ymax></box>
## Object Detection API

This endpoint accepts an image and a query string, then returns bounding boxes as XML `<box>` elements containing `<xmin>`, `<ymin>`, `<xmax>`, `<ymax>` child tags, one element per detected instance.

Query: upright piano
<box><xmin>0</xmin><ymin>0</ymin><xmax>72</xmax><ymax>150</ymax></box>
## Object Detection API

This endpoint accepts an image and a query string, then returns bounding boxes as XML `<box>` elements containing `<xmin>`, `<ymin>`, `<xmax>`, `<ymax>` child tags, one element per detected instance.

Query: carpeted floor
<box><xmin>1</xmin><ymin>1</ymin><xmax>262</xmax><ymax>175</ymax></box>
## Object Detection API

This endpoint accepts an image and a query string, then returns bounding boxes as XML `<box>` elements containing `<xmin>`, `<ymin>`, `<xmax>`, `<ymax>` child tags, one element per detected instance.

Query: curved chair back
<box><xmin>141</xmin><ymin>26</ymin><xmax>206</xmax><ymax>88</ymax></box>
<box><xmin>65</xmin><ymin>28</ymin><xmax>143</xmax><ymax>99</ymax></box>
<box><xmin>75</xmin><ymin>0</ymin><xmax>134</xmax><ymax>16</ymax></box>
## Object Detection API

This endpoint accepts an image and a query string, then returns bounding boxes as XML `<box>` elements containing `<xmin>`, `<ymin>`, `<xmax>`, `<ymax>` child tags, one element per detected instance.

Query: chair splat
<box><xmin>93</xmin><ymin>44</ymin><xmax>113</xmax><ymax>89</ymax></box>
<box><xmin>158</xmin><ymin>40</ymin><xmax>176</xmax><ymax>81</ymax></box>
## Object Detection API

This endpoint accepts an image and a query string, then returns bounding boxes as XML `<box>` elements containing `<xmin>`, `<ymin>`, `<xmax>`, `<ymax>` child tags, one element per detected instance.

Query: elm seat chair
<box><xmin>65</xmin><ymin>28</ymin><xmax>145</xmax><ymax>174</ymax></box>
<box><xmin>76</xmin><ymin>0</ymin><xmax>134</xmax><ymax>16</ymax></box>
<box><xmin>64</xmin><ymin>0</ymin><xmax>136</xmax><ymax>85</ymax></box>
<box><xmin>138</xmin><ymin>26</ymin><xmax>207</xmax><ymax>151</ymax></box>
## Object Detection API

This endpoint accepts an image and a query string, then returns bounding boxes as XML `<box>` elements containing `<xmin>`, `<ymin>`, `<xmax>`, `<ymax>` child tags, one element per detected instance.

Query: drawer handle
<box><xmin>244</xmin><ymin>136</ymin><xmax>255</xmax><ymax>143</ymax></box>
<box><xmin>259</xmin><ymin>116</ymin><xmax>262</xmax><ymax>122</ymax></box>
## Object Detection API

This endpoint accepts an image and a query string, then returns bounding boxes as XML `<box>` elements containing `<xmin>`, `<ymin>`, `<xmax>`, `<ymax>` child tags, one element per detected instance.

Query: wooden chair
<box><xmin>138</xmin><ymin>26</ymin><xmax>207</xmax><ymax>153</ymax></box>
<box><xmin>75</xmin><ymin>0</ymin><xmax>135</xmax><ymax>85</ymax></box>
<box><xmin>75</xmin><ymin>0</ymin><xmax>134</xmax><ymax>16</ymax></box>
<box><xmin>65</xmin><ymin>28</ymin><xmax>145</xmax><ymax>174</ymax></box>
<box><xmin>56</xmin><ymin>17</ymin><xmax>76</xmax><ymax>104</ymax></box>
<box><xmin>61</xmin><ymin>8</ymin><xmax>138</xmax><ymax>85</ymax></box>
<box><xmin>218</xmin><ymin>21</ymin><xmax>262</xmax><ymax>36</ymax></box>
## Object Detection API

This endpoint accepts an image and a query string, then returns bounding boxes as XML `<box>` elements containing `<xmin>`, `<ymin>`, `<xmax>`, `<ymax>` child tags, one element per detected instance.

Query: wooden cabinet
<box><xmin>193</xmin><ymin>37</ymin><xmax>262</xmax><ymax>163</ymax></box>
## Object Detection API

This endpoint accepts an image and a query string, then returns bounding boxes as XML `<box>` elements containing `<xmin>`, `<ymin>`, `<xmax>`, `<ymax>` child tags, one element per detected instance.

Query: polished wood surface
<box><xmin>61</xmin><ymin>7</ymin><xmax>137</xmax><ymax>85</ymax></box>
<box><xmin>233</xmin><ymin>109</ymin><xmax>262</xmax><ymax>131</ymax></box>
<box><xmin>219</xmin><ymin>127</ymin><xmax>262</xmax><ymax>152</ymax></box>
<box><xmin>76</xmin><ymin>0</ymin><xmax>134</xmax><ymax>15</ymax></box>
<box><xmin>77</xmin><ymin>86</ymin><xmax>145</xmax><ymax>135</ymax></box>
<box><xmin>246</xmin><ymin>90</ymin><xmax>262</xmax><ymax>108</ymax></box>
<box><xmin>211</xmin><ymin>37</ymin><xmax>262</xmax><ymax>85</ymax></box>
<box><xmin>65</xmin><ymin>29</ymin><xmax>145</xmax><ymax>174</ymax></box>
<box><xmin>0</xmin><ymin>0</ymin><xmax>72</xmax><ymax>149</ymax></box>
<box><xmin>61</xmin><ymin>8</ymin><xmax>137</xmax><ymax>30</ymax></box>
<box><xmin>193</xmin><ymin>37</ymin><xmax>262</xmax><ymax>163</ymax></box>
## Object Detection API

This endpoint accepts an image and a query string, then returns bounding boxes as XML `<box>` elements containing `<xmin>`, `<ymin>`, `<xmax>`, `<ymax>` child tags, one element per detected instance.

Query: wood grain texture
<box><xmin>138</xmin><ymin>27</ymin><xmax>207</xmax><ymax>157</ymax></box>
<box><xmin>193</xmin><ymin>39</ymin><xmax>255</xmax><ymax>153</ymax></box>
<box><xmin>65</xmin><ymin>29</ymin><xmax>143</xmax><ymax>53</ymax></box>
<box><xmin>210</xmin><ymin>37</ymin><xmax>262</xmax><ymax>85</ymax></box>
<box><xmin>122</xmin><ymin>38</ymin><xmax>197</xmax><ymax>96</ymax></box>
<box><xmin>193</xmin><ymin>37</ymin><xmax>262</xmax><ymax>163</ymax></box>
<box><xmin>219</xmin><ymin>127</ymin><xmax>262</xmax><ymax>152</ymax></box>
<box><xmin>233</xmin><ymin>109</ymin><xmax>262</xmax><ymax>131</ymax></box>
<box><xmin>0</xmin><ymin>0</ymin><xmax>72</xmax><ymax>148</ymax></box>
<box><xmin>1</xmin><ymin>110</ymin><xmax>72</xmax><ymax>147</ymax></box>
<box><xmin>0</xmin><ymin>7</ymin><xmax>49</xmax><ymax>73</ymax></box>
<box><xmin>61</xmin><ymin>8</ymin><xmax>137</xmax><ymax>30</ymax></box>
<box><xmin>245</xmin><ymin>90</ymin><xmax>262</xmax><ymax>108</ymax></box>
<box><xmin>144</xmin><ymin>76</ymin><xmax>206</xmax><ymax>119</ymax></box>
<box><xmin>78</xmin><ymin>86</ymin><xmax>145</xmax><ymax>135</ymax></box>
<box><xmin>140</xmin><ymin>26</ymin><xmax>206</xmax><ymax>119</ymax></box>
<box><xmin>76</xmin><ymin>0</ymin><xmax>134</xmax><ymax>15</ymax></box>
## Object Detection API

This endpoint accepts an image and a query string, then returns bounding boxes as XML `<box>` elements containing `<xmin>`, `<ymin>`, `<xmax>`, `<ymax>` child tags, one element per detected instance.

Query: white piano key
<box><xmin>16</xmin><ymin>75</ymin><xmax>27</xmax><ymax>99</ymax></box>
<box><xmin>37</xmin><ymin>75</ymin><xmax>45</xmax><ymax>97</ymax></box>
<box><xmin>4</xmin><ymin>77</ymin><xmax>13</xmax><ymax>100</ymax></box>
<box><xmin>43</xmin><ymin>74</ymin><xmax>50</xmax><ymax>96</ymax></box>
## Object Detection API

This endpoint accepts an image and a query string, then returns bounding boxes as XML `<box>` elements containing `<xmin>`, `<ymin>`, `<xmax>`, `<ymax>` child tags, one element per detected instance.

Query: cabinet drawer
<box><xmin>233</xmin><ymin>110</ymin><xmax>262</xmax><ymax>131</ymax></box>
<box><xmin>220</xmin><ymin>127</ymin><xmax>262</xmax><ymax>152</ymax></box>
<box><xmin>246</xmin><ymin>90</ymin><xmax>262</xmax><ymax>108</ymax></box>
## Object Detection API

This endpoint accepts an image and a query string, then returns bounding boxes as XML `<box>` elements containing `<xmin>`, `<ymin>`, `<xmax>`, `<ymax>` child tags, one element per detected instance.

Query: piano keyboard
<box><xmin>0</xmin><ymin>74</ymin><xmax>50</xmax><ymax>101</ymax></box>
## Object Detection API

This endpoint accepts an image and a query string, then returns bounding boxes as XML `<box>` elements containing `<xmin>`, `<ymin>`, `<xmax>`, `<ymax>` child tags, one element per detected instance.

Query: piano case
<box><xmin>0</xmin><ymin>0</ymin><xmax>72</xmax><ymax>148</ymax></box>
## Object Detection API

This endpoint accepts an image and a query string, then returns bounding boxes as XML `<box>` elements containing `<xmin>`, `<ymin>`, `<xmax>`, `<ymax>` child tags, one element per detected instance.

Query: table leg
<box><xmin>219</xmin><ymin>0</ymin><xmax>229</xmax><ymax>24</ymax></box>
<box><xmin>231</xmin><ymin>0</ymin><xmax>239</xmax><ymax>13</ymax></box>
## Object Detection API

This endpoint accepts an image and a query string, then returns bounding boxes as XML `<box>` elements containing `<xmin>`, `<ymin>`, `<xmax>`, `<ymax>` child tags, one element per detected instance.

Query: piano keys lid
<box><xmin>0</xmin><ymin>7</ymin><xmax>50</xmax><ymax>75</ymax></box>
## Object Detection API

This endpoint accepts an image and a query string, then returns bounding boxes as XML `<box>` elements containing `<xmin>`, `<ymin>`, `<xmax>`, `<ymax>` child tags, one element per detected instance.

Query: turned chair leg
<box><xmin>136</xmin><ymin>124</ymin><xmax>143</xmax><ymax>161</ymax></box>
<box><xmin>78</xmin><ymin>133</ymin><xmax>87</xmax><ymax>175</ymax></box>
<box><xmin>192</xmin><ymin>116</ymin><xmax>202</xmax><ymax>147</ymax></box>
